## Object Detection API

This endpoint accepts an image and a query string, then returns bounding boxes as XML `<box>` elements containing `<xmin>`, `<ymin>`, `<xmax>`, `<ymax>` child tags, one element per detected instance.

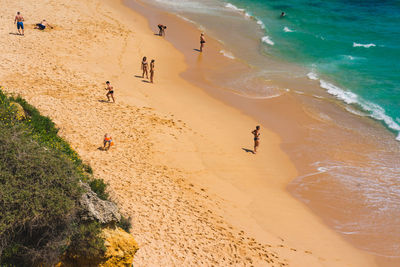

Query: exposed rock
<box><xmin>58</xmin><ymin>227</ymin><xmax>138</xmax><ymax>267</ymax></box>
<box><xmin>79</xmin><ymin>182</ymin><xmax>121</xmax><ymax>224</ymax></box>
<box><xmin>99</xmin><ymin>227</ymin><xmax>139</xmax><ymax>266</ymax></box>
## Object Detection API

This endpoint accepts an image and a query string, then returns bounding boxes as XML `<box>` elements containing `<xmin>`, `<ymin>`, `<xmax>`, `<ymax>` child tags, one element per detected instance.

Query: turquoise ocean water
<box><xmin>225</xmin><ymin>0</ymin><xmax>400</xmax><ymax>140</ymax></box>
<box><xmin>134</xmin><ymin>0</ymin><xmax>400</xmax><ymax>260</ymax></box>
<box><xmin>146</xmin><ymin>0</ymin><xmax>400</xmax><ymax>140</ymax></box>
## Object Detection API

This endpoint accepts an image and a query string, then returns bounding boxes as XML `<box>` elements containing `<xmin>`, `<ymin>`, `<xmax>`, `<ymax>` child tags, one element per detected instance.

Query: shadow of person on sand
<box><xmin>142</xmin><ymin>80</ymin><xmax>150</xmax><ymax>83</ymax></box>
<box><xmin>9</xmin><ymin>32</ymin><xmax>22</xmax><ymax>36</ymax></box>
<box><xmin>98</xmin><ymin>100</ymin><xmax>112</xmax><ymax>103</ymax></box>
<box><xmin>134</xmin><ymin>75</ymin><xmax>143</xmax><ymax>78</ymax></box>
<box><xmin>242</xmin><ymin>148</ymin><xmax>255</xmax><ymax>154</ymax></box>
<box><xmin>193</xmin><ymin>48</ymin><xmax>201</xmax><ymax>52</ymax></box>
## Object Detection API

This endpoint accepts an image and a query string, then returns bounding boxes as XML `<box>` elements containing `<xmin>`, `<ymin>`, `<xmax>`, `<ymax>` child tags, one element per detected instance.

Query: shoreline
<box><xmin>0</xmin><ymin>0</ymin><xmax>385</xmax><ymax>265</ymax></box>
<box><xmin>126</xmin><ymin>0</ymin><xmax>400</xmax><ymax>266</ymax></box>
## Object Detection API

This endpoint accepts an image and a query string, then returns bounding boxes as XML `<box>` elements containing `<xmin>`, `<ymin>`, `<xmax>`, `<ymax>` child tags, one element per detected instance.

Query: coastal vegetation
<box><xmin>0</xmin><ymin>89</ymin><xmax>134</xmax><ymax>266</ymax></box>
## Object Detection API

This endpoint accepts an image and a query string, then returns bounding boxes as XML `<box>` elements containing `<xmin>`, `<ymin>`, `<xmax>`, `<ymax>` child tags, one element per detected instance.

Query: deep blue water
<box><xmin>226</xmin><ymin>0</ymin><xmax>400</xmax><ymax>139</ymax></box>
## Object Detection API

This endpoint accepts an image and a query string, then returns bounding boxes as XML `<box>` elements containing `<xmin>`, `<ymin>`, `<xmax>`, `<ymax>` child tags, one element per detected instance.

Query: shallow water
<box><xmin>131</xmin><ymin>0</ymin><xmax>400</xmax><ymax>263</ymax></box>
<box><xmin>143</xmin><ymin>0</ymin><xmax>400</xmax><ymax>140</ymax></box>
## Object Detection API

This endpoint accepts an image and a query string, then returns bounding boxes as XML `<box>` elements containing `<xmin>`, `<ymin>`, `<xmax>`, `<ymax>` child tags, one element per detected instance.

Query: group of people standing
<box><xmin>103</xmin><ymin>57</ymin><xmax>156</xmax><ymax>105</ymax></box>
<box><xmin>141</xmin><ymin>57</ymin><xmax>155</xmax><ymax>83</ymax></box>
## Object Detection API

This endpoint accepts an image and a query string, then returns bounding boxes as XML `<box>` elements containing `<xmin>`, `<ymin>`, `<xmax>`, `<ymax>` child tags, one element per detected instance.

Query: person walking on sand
<box><xmin>141</xmin><ymin>57</ymin><xmax>149</xmax><ymax>79</ymax></box>
<box><xmin>14</xmin><ymin>12</ymin><xmax>24</xmax><ymax>35</ymax></box>
<box><xmin>105</xmin><ymin>81</ymin><xmax>115</xmax><ymax>103</ymax></box>
<box><xmin>252</xmin><ymin>125</ymin><xmax>261</xmax><ymax>154</ymax></box>
<box><xmin>150</xmin><ymin>59</ymin><xmax>155</xmax><ymax>83</ymax></box>
<box><xmin>200</xmin><ymin>33</ymin><xmax>206</xmax><ymax>52</ymax></box>
<box><xmin>103</xmin><ymin>133</ymin><xmax>113</xmax><ymax>151</ymax></box>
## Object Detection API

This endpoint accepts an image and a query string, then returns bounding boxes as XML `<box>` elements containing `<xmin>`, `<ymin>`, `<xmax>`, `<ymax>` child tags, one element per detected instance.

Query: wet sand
<box><xmin>0</xmin><ymin>0</ymin><xmax>384</xmax><ymax>265</ymax></box>
<box><xmin>127</xmin><ymin>1</ymin><xmax>400</xmax><ymax>266</ymax></box>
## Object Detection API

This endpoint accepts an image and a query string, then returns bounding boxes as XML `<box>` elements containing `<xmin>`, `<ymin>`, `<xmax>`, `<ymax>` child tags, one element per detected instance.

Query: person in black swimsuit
<box><xmin>252</xmin><ymin>125</ymin><xmax>261</xmax><ymax>154</ymax></box>
<box><xmin>105</xmin><ymin>81</ymin><xmax>115</xmax><ymax>103</ymax></box>
<box><xmin>200</xmin><ymin>33</ymin><xmax>206</xmax><ymax>52</ymax></box>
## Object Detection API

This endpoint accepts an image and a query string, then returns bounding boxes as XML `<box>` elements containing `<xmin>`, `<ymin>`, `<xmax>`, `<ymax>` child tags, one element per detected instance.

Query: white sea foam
<box><xmin>283</xmin><ymin>26</ymin><xmax>293</xmax><ymax>32</ymax></box>
<box><xmin>176</xmin><ymin>14</ymin><xmax>196</xmax><ymax>24</ymax></box>
<box><xmin>257</xmin><ymin>19</ymin><xmax>266</xmax><ymax>29</ymax></box>
<box><xmin>261</xmin><ymin>36</ymin><xmax>274</xmax><ymax>45</ymax></box>
<box><xmin>353</xmin><ymin>42</ymin><xmax>376</xmax><ymax>48</ymax></box>
<box><xmin>320</xmin><ymin>80</ymin><xmax>358</xmax><ymax>104</ymax></box>
<box><xmin>345</xmin><ymin>106</ymin><xmax>367</xmax><ymax>117</ymax></box>
<box><xmin>219</xmin><ymin>50</ymin><xmax>235</xmax><ymax>59</ymax></box>
<box><xmin>319</xmin><ymin>80</ymin><xmax>400</xmax><ymax>140</ymax></box>
<box><xmin>225</xmin><ymin>3</ymin><xmax>244</xmax><ymax>12</ymax></box>
<box><xmin>307</xmin><ymin>72</ymin><xmax>318</xmax><ymax>80</ymax></box>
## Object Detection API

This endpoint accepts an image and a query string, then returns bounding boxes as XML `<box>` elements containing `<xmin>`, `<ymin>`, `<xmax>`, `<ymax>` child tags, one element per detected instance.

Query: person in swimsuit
<box><xmin>280</xmin><ymin>12</ymin><xmax>286</xmax><ymax>17</ymax></box>
<box><xmin>105</xmin><ymin>81</ymin><xmax>115</xmax><ymax>103</ymax></box>
<box><xmin>150</xmin><ymin>59</ymin><xmax>155</xmax><ymax>83</ymax></box>
<box><xmin>14</xmin><ymin>12</ymin><xmax>24</xmax><ymax>35</ymax></box>
<box><xmin>200</xmin><ymin>33</ymin><xmax>206</xmax><ymax>52</ymax></box>
<box><xmin>141</xmin><ymin>57</ymin><xmax>149</xmax><ymax>79</ymax></box>
<box><xmin>34</xmin><ymin>19</ymin><xmax>53</xmax><ymax>30</ymax></box>
<box><xmin>103</xmin><ymin>133</ymin><xmax>113</xmax><ymax>151</ymax></box>
<box><xmin>252</xmin><ymin>125</ymin><xmax>261</xmax><ymax>154</ymax></box>
<box><xmin>158</xmin><ymin>24</ymin><xmax>167</xmax><ymax>36</ymax></box>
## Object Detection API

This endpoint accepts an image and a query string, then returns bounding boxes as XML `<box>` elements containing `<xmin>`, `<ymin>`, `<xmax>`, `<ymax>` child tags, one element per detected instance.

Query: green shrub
<box><xmin>89</xmin><ymin>178</ymin><xmax>109</xmax><ymax>200</ymax></box>
<box><xmin>117</xmin><ymin>216</ymin><xmax>133</xmax><ymax>232</ymax></box>
<box><xmin>0</xmin><ymin>90</ymin><xmax>110</xmax><ymax>266</ymax></box>
<box><xmin>65</xmin><ymin>221</ymin><xmax>106</xmax><ymax>264</ymax></box>
<box><xmin>83</xmin><ymin>163</ymin><xmax>93</xmax><ymax>174</ymax></box>
<box><xmin>0</xmin><ymin>122</ymin><xmax>81</xmax><ymax>265</ymax></box>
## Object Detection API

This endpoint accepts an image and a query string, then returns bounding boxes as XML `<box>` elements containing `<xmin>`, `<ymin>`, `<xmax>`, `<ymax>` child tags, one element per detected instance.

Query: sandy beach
<box><xmin>0</xmin><ymin>0</ymin><xmax>381</xmax><ymax>265</ymax></box>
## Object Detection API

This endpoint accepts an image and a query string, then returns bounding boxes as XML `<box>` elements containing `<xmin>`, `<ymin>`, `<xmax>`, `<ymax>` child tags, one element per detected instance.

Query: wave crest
<box><xmin>353</xmin><ymin>42</ymin><xmax>376</xmax><ymax>48</ymax></box>
<box><xmin>283</xmin><ymin>26</ymin><xmax>293</xmax><ymax>32</ymax></box>
<box><xmin>261</xmin><ymin>36</ymin><xmax>274</xmax><ymax>46</ymax></box>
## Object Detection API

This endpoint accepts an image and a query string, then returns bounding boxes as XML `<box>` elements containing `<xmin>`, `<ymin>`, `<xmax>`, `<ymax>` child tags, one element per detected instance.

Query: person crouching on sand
<box><xmin>34</xmin><ymin>19</ymin><xmax>53</xmax><ymax>30</ymax></box>
<box><xmin>105</xmin><ymin>81</ymin><xmax>115</xmax><ymax>103</ymax></box>
<box><xmin>200</xmin><ymin>33</ymin><xmax>206</xmax><ymax>52</ymax></box>
<box><xmin>141</xmin><ymin>57</ymin><xmax>149</xmax><ymax>79</ymax></box>
<box><xmin>150</xmin><ymin>59</ymin><xmax>155</xmax><ymax>83</ymax></box>
<box><xmin>103</xmin><ymin>133</ymin><xmax>113</xmax><ymax>150</ymax></box>
<box><xmin>252</xmin><ymin>125</ymin><xmax>260</xmax><ymax>154</ymax></box>
<box><xmin>158</xmin><ymin>24</ymin><xmax>166</xmax><ymax>36</ymax></box>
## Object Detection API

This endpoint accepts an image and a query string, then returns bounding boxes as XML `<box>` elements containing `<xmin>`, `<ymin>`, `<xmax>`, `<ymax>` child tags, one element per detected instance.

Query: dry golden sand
<box><xmin>0</xmin><ymin>0</ymin><xmax>377</xmax><ymax>266</ymax></box>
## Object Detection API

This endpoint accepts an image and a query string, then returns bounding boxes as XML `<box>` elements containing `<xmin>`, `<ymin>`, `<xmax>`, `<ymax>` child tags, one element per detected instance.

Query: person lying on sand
<box><xmin>150</xmin><ymin>59</ymin><xmax>155</xmax><ymax>83</ymax></box>
<box><xmin>34</xmin><ymin>19</ymin><xmax>53</xmax><ymax>30</ymax></box>
<box><xmin>200</xmin><ymin>33</ymin><xmax>206</xmax><ymax>52</ymax></box>
<box><xmin>158</xmin><ymin>24</ymin><xmax>167</xmax><ymax>36</ymax></box>
<box><xmin>14</xmin><ymin>12</ymin><xmax>24</xmax><ymax>35</ymax></box>
<box><xmin>105</xmin><ymin>81</ymin><xmax>115</xmax><ymax>103</ymax></box>
<box><xmin>103</xmin><ymin>133</ymin><xmax>113</xmax><ymax>150</ymax></box>
<box><xmin>141</xmin><ymin>57</ymin><xmax>149</xmax><ymax>79</ymax></box>
<box><xmin>252</xmin><ymin>125</ymin><xmax>261</xmax><ymax>154</ymax></box>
